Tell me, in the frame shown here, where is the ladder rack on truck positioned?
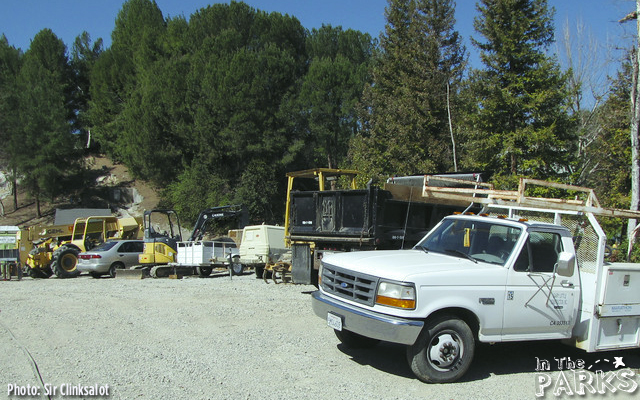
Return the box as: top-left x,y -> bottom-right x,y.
422,176 -> 640,353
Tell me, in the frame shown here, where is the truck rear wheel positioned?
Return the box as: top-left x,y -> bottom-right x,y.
406,314 -> 474,383
334,329 -> 380,349
51,247 -> 81,279
197,266 -> 212,277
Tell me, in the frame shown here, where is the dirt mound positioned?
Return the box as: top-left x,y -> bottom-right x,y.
0,155 -> 160,227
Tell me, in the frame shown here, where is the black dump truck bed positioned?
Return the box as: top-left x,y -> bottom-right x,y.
287,174 -> 484,284
288,185 -> 467,250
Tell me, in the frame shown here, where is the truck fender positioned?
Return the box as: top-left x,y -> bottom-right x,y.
417,296 -> 490,339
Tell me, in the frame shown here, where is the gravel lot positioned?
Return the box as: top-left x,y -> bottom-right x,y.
1,271 -> 639,399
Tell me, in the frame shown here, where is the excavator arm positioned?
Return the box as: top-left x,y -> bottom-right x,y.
188,204 -> 248,242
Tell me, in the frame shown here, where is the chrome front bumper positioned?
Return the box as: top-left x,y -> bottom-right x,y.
311,290 -> 424,345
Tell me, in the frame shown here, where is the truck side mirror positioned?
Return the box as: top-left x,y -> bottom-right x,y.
555,252 -> 575,277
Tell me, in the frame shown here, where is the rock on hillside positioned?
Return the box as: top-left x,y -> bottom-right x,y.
0,155 -> 160,228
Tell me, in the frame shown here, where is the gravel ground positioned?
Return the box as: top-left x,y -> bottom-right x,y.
1,271 -> 639,400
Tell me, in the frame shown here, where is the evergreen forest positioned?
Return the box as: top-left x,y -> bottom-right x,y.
0,0 -> 638,250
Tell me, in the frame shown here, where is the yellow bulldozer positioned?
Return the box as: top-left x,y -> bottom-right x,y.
20,215 -> 143,278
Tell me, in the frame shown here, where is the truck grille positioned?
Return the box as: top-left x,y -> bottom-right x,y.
321,263 -> 378,306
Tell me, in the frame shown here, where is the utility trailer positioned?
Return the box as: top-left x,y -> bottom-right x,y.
164,205 -> 247,278
170,239 -> 242,278
286,170 -> 483,285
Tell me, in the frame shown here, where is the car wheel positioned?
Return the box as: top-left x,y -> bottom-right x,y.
406,314 -> 475,383
109,262 -> 124,278
334,329 -> 380,349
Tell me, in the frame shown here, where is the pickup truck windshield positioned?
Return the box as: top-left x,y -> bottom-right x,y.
415,218 -> 522,266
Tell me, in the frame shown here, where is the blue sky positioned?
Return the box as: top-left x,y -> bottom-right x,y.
0,0 -> 637,72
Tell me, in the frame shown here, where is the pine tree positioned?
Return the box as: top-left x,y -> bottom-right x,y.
0,35 -> 22,210
462,0 -> 574,182
17,29 -> 81,217
290,25 -> 374,169
71,31 -> 103,147
88,0 -> 166,163
349,0 -> 466,182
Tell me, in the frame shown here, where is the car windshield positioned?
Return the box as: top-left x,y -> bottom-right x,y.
415,218 -> 522,266
90,241 -> 119,252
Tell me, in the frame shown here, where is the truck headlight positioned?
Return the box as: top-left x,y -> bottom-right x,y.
376,281 -> 416,309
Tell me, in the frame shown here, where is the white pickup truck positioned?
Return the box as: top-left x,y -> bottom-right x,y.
312,199 -> 640,383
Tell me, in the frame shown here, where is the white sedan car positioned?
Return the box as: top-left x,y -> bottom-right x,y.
77,240 -> 144,278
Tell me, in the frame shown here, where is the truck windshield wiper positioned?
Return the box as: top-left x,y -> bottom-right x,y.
444,249 -> 478,264
415,245 -> 429,254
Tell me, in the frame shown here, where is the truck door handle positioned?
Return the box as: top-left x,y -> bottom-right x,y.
561,281 -> 574,288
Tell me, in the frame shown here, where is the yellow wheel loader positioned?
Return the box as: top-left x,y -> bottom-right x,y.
23,216 -> 143,278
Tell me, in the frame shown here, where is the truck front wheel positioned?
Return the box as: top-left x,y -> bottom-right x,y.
334,329 -> 380,349
406,315 -> 474,383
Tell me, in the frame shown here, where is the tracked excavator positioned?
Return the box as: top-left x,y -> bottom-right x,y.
137,205 -> 248,278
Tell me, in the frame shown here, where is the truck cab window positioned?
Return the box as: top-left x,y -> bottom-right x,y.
514,231 -> 563,273
417,219 -> 521,265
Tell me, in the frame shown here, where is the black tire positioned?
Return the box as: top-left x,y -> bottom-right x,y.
109,262 -> 124,278
197,266 -> 212,277
255,265 -> 264,278
90,272 -> 102,279
334,329 -> 380,349
406,315 -> 475,383
51,246 -> 81,278
231,261 -> 243,276
28,267 -> 52,279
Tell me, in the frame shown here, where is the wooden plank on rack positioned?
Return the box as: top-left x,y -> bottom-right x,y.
420,178 -> 640,219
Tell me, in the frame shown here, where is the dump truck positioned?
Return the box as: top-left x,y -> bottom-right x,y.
22,215 -> 142,278
312,178 -> 640,384
286,169 -> 483,285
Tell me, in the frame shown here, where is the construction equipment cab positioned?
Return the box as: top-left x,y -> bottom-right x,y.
138,209 -> 182,267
